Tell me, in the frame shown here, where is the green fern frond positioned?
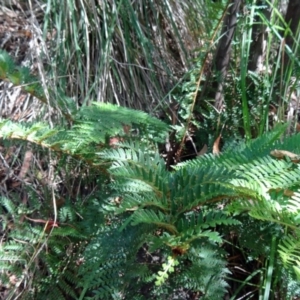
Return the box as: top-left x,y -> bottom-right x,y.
287,192 -> 300,212
0,104 -> 168,166
278,233 -> 300,277
0,120 -> 60,148
112,193 -> 170,215
176,123 -> 296,171
0,196 -> 17,215
131,209 -> 176,233
103,145 -> 169,196
77,102 -> 168,141
178,211 -> 240,232
155,256 -> 179,286
180,245 -> 230,298
79,223 -> 150,299
228,197 -> 300,230
59,206 -> 77,222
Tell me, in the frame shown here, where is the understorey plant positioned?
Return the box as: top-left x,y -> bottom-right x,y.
77,124 -> 300,299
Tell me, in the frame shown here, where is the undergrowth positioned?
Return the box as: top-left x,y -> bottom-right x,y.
1,1 -> 300,298
1,52 -> 300,298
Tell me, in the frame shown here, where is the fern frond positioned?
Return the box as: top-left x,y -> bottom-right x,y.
0,196 -> 17,215
278,233 -> 300,275
180,245 -> 229,298
176,124 -> 298,172
0,105 -> 168,166
102,144 -> 170,197
130,209 -> 177,233
0,120 -> 60,149
286,192 -> 300,212
77,102 -> 168,141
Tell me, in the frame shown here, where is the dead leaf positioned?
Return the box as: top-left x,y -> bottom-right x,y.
284,189 -> 295,197
9,275 -> 18,285
122,124 -> 131,135
270,149 -> 300,163
18,150 -> 33,179
268,188 -> 294,197
213,135 -> 221,155
197,144 -> 208,156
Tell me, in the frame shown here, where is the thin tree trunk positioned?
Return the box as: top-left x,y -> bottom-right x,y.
213,0 -> 242,111
281,1 -> 300,134
248,1 -> 272,73
283,1 -> 300,70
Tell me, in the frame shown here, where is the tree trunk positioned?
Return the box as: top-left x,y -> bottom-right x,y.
283,1 -> 300,70
281,1 -> 300,134
247,0 -> 272,73
212,0 -> 242,111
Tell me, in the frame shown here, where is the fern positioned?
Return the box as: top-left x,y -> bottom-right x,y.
278,233 -> 300,269
0,49 -> 168,168
2,45 -> 300,297
0,196 -> 87,300
0,103 -> 168,166
83,125 -> 300,298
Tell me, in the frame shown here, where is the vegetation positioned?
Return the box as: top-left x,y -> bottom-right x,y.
1,0 -> 300,299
